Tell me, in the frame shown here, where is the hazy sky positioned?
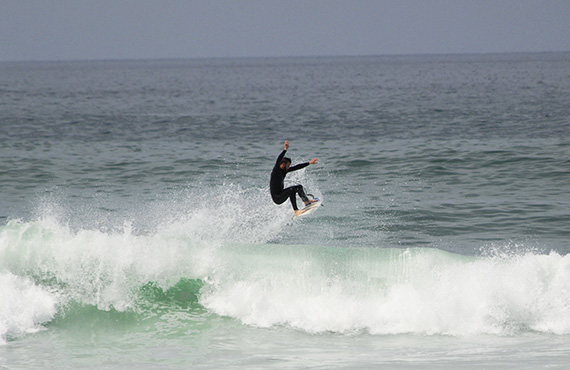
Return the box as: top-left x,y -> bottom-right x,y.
1,0 -> 569,61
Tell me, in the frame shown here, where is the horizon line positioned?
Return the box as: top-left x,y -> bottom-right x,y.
1,50 -> 569,65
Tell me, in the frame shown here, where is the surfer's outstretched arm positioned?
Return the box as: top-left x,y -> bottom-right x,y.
288,157 -> 318,172
275,150 -> 286,167
274,140 -> 289,167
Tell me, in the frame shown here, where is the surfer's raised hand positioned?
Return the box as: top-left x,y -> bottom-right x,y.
284,140 -> 289,150
309,158 -> 318,165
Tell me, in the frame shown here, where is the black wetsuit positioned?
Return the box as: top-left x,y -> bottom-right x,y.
270,150 -> 310,210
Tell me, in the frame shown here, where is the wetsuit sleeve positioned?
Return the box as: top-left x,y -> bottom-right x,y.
288,162 -> 310,172
275,150 -> 287,168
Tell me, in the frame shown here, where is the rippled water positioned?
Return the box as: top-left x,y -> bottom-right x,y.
1,53 -> 570,368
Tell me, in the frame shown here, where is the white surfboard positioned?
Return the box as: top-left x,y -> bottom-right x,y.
293,199 -> 322,219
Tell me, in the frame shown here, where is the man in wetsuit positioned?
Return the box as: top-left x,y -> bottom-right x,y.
270,140 -> 318,216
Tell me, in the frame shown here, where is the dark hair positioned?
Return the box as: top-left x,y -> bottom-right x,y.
280,157 -> 292,165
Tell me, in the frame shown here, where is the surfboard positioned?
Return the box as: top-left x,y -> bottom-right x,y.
293,199 -> 322,219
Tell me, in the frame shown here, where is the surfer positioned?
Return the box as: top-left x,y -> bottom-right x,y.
270,140 -> 318,216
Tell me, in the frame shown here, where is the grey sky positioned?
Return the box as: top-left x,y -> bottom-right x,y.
1,0 -> 569,62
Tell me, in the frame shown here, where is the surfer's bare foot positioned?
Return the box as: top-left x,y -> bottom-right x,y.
295,209 -> 306,216
304,199 -> 318,206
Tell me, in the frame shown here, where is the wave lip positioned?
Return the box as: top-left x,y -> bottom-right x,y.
0,272 -> 57,344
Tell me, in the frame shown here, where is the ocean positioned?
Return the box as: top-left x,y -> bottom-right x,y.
1,52 -> 569,369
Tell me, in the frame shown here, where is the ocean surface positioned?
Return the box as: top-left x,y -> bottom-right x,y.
1,52 -> 570,369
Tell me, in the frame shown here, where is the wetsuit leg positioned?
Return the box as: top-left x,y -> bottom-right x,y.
295,185 -> 310,204
272,185 -> 309,210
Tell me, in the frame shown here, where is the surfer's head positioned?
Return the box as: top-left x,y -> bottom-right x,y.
280,157 -> 291,171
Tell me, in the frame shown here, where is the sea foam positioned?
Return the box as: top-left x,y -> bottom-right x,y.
0,272 -> 57,344
200,246 -> 570,336
0,184 -> 291,314
1,188 -> 569,339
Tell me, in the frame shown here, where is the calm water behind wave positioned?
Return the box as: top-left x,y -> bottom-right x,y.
2,53 -> 569,253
